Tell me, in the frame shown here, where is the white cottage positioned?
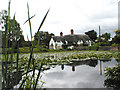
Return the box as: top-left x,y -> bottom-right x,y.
49,29 -> 93,49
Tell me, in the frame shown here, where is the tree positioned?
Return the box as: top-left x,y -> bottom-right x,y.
101,33 -> 111,41
112,35 -> 120,44
85,30 -> 97,42
0,10 -> 24,47
114,30 -> 120,35
34,31 -> 54,46
95,33 -> 111,46
0,10 -> 7,30
18,34 -> 25,47
9,19 -> 22,41
112,30 -> 120,44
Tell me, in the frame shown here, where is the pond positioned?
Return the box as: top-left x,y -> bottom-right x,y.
2,51 -> 120,89
39,59 -> 119,88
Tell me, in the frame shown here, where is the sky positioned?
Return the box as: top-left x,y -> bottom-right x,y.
0,0 -> 119,40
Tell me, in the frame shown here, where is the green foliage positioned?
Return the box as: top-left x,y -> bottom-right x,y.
95,32 -> 111,46
59,51 -> 119,61
18,35 -> 25,47
101,32 -> 111,41
1,10 -> 25,48
112,35 -> 120,44
2,15 -> 22,40
85,30 -> 97,42
2,1 -> 17,89
0,10 -> 7,30
99,41 -> 111,46
104,64 -> 120,90
114,30 -> 120,35
111,43 -> 120,46
34,31 -> 54,46
112,52 -> 120,60
33,47 -> 49,52
112,30 -> 120,44
2,46 -> 49,54
88,43 -> 99,50
19,47 -> 30,53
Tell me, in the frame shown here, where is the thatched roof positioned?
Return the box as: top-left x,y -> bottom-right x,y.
52,36 -> 64,42
52,34 -> 92,43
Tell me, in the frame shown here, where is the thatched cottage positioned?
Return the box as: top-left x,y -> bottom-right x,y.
49,29 -> 93,49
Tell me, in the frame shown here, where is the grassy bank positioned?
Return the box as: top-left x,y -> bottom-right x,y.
1,45 -> 120,54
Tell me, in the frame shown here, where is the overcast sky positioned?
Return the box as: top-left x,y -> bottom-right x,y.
0,0 -> 119,40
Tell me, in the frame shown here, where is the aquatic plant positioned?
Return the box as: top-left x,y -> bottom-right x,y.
16,51 -> 120,67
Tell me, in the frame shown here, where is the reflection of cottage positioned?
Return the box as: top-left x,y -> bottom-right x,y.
61,59 -> 98,72
49,29 -> 93,49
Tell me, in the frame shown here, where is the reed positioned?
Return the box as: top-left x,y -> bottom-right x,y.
2,0 -> 11,88
19,2 -> 50,89
2,0 -> 50,89
37,9 -> 50,48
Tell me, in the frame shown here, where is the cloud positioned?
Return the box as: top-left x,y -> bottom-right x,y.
0,0 -> 119,40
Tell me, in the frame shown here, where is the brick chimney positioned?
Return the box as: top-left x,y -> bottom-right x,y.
71,29 -> 74,35
60,32 -> 63,36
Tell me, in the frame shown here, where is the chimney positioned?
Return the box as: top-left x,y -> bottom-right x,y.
71,29 -> 74,35
60,32 -> 63,36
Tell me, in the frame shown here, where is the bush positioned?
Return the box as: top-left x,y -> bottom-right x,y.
19,47 -> 30,53
66,48 -> 72,51
99,41 -> 111,46
111,43 -> 120,46
40,48 -> 49,52
99,46 -> 110,51
104,64 -> 120,90
88,43 -> 99,50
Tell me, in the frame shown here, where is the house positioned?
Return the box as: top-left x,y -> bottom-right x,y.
49,29 -> 93,49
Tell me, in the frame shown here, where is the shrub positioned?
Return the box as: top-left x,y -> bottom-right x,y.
104,64 -> 120,90
111,43 -> 120,46
88,43 -> 99,51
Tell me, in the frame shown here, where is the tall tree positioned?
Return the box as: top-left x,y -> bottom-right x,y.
9,19 -> 22,41
34,31 -> 54,46
0,10 -> 24,47
85,30 -> 97,42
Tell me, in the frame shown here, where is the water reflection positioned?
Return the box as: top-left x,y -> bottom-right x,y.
72,66 -> 75,71
61,64 -> 64,70
41,59 -> 118,88
68,59 -> 98,67
100,60 -> 102,75
61,59 -> 98,72
3,58 -> 118,88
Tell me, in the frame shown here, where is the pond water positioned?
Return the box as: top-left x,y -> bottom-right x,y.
39,59 -> 119,88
